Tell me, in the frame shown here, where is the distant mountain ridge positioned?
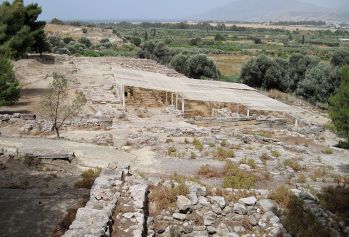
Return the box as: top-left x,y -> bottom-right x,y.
197,0 -> 349,23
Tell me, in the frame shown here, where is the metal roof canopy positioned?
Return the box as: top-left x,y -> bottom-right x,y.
112,66 -> 302,113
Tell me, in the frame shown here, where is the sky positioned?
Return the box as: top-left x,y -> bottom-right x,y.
0,0 -> 337,21
19,0 -> 233,21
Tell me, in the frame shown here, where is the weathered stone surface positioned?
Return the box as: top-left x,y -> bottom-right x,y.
208,196 -> 226,209
172,213 -> 187,221
259,199 -> 278,214
216,223 -> 229,236
239,196 -> 257,206
177,195 -> 192,213
234,203 -> 247,215
203,211 -> 217,226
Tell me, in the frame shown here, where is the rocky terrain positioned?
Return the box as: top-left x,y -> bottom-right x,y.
0,54 -> 348,237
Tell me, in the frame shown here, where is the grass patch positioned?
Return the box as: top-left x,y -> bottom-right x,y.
149,184 -> 189,211
197,164 -> 220,178
223,161 -> 256,189
74,168 -> 101,189
257,130 -> 273,138
269,185 -> 293,208
271,150 -> 281,158
167,147 -> 177,156
239,158 -> 256,169
283,159 -> 302,172
193,138 -> 204,151
321,147 -> 333,155
297,173 -> 307,183
214,147 -> 235,160
190,151 -> 197,159
311,167 -> 327,181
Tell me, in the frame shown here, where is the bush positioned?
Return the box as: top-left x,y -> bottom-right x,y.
79,37 -> 92,48
331,50 -> 349,66
223,161 -> 256,189
82,28 -> 88,34
0,57 -> 20,105
187,54 -> 220,79
131,37 -> 142,47
149,184 -> 189,211
319,186 -> 349,222
271,150 -> 281,158
214,33 -> 225,41
189,37 -> 201,46
321,147 -> 333,154
170,54 -> 188,74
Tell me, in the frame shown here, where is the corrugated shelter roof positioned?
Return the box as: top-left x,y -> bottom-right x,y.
112,66 -> 302,113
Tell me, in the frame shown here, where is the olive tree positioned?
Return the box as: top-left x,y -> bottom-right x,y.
41,73 -> 86,138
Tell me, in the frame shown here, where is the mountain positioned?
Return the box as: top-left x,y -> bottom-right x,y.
197,0 -> 349,23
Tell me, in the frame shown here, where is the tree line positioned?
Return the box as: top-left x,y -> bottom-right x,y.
240,50 -> 349,105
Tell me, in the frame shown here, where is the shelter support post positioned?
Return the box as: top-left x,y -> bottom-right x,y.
122,85 -> 125,109
295,119 -> 298,127
182,99 -> 185,113
176,94 -> 178,109
171,93 -> 174,105
165,92 -> 168,104
236,104 -> 240,115
247,109 -> 250,117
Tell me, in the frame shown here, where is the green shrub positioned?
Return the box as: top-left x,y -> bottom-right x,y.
193,138 -> 204,151
321,147 -> 333,154
271,150 -> 281,158
223,161 -> 256,189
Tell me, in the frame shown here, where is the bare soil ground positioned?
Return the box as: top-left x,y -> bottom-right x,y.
45,24 -> 123,44
0,157 -> 89,237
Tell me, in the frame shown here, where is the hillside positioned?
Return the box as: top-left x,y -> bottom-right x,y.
198,0 -> 349,22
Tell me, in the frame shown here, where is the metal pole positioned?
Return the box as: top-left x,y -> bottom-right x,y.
247,109 -> 250,117
165,92 -> 168,104
171,93 -> 174,105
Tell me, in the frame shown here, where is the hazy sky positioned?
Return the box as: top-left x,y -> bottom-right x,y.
19,0 -> 233,21
0,0 -> 337,21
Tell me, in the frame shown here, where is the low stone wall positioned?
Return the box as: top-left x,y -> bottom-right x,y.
63,164 -> 126,237
63,164 -> 148,237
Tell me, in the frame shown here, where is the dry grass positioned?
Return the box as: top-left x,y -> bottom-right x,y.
319,186 -> 349,223
214,147 -> 235,160
321,147 -> 333,155
239,158 -> 256,169
74,168 -> 101,189
197,164 -> 221,178
210,54 -> 251,76
257,130 -> 273,138
283,159 -> 302,172
260,153 -> 271,165
311,167 -> 328,181
269,185 -> 293,208
149,184 -> 189,212
297,173 -> 307,183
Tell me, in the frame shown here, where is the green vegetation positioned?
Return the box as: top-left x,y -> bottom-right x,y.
214,147 -> 235,160
329,66 -> 349,145
241,53 -> 342,105
193,138 -> 204,151
223,161 -> 256,189
0,57 -> 20,105
0,0 -> 49,58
